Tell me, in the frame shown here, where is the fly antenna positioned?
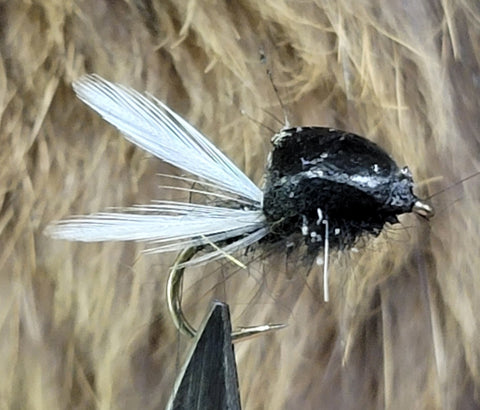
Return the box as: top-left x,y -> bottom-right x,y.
425,170 -> 480,200
259,47 -> 290,128
239,109 -> 276,135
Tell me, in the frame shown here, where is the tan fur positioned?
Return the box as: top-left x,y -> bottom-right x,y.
3,0 -> 480,408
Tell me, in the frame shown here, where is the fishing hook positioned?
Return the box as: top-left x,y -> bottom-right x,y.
166,246 -> 286,342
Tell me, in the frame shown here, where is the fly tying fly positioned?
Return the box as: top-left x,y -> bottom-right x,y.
46,75 -> 434,340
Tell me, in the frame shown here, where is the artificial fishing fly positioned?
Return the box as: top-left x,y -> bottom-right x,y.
47,74 -> 433,317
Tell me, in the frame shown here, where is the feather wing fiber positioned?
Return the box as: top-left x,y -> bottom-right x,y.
47,203 -> 266,251
72,74 -> 262,204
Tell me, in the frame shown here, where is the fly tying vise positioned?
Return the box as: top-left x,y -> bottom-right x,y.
47,75 -> 434,340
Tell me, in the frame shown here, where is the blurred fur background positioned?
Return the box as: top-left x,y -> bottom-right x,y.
2,0 -> 480,408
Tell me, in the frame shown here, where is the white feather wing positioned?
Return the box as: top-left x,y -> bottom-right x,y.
47,202 -> 266,249
72,74 -> 262,204
47,76 -> 269,258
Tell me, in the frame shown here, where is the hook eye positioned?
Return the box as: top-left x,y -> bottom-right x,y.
413,200 -> 435,219
166,247 -> 286,342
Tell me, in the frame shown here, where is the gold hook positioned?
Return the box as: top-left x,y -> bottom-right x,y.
166,246 -> 287,342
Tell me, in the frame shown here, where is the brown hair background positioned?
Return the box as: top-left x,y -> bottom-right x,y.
2,0 -> 480,408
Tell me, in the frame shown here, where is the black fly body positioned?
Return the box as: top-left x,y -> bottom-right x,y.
263,126 -> 433,249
